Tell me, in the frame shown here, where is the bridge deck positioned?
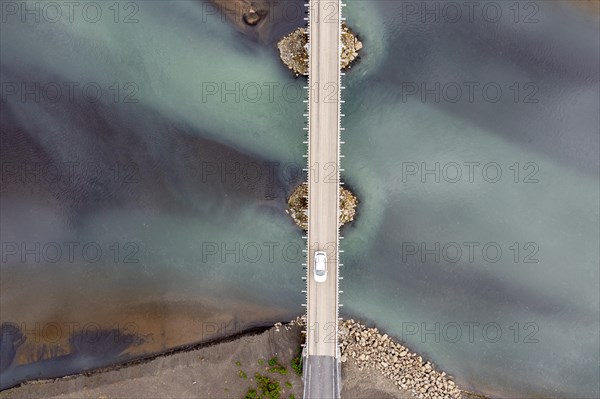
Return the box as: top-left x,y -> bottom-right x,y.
304,1 -> 342,397
306,0 -> 342,359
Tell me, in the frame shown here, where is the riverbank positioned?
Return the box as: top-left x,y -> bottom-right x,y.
1,318 -> 486,399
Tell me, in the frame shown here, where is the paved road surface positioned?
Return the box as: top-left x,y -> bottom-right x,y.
303,356 -> 340,399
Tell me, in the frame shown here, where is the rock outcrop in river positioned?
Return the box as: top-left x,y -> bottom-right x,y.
208,0 -> 267,27
278,23 -> 363,76
287,183 -> 358,230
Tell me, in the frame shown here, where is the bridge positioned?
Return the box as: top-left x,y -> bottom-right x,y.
302,1 -> 344,398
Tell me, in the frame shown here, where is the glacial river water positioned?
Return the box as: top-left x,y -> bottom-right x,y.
1,1 -> 598,397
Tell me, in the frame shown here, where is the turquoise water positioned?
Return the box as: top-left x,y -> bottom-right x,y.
1,1 -> 598,397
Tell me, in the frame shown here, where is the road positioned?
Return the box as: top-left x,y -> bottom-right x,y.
304,0 -> 342,398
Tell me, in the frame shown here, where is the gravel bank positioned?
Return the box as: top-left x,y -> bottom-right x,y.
2,318 -> 484,399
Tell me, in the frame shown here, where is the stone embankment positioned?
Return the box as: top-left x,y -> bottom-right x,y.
339,319 -> 462,399
280,317 -> 462,399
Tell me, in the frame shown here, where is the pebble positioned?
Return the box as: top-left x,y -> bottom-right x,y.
287,317 -> 462,399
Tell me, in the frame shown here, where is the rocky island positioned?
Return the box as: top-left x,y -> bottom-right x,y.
278,23 -> 363,76
287,183 -> 359,230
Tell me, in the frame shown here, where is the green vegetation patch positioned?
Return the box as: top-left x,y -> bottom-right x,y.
267,357 -> 288,375
244,356 -> 295,399
291,348 -> 303,376
244,389 -> 258,399
254,373 -> 282,399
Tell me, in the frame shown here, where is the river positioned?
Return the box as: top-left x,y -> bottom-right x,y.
1,1 -> 598,397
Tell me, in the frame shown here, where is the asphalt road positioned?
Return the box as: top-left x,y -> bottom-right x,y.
303,356 -> 340,399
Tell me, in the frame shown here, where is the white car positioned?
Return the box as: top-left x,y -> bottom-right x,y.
314,251 -> 327,283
